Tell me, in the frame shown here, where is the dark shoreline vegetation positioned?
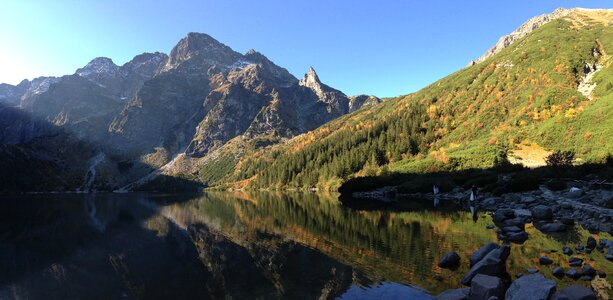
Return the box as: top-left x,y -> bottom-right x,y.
338,159 -> 613,197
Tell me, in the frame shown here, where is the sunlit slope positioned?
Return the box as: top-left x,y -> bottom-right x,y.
216,11 -> 613,189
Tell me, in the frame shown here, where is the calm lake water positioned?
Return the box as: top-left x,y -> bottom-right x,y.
0,192 -> 610,299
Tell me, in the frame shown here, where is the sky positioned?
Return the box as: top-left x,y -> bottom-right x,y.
0,1 -> 611,97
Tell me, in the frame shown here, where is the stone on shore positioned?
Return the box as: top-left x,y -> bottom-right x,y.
552,267 -> 565,278
531,205 -> 553,220
539,223 -> 568,232
551,285 -> 596,300
469,274 -> 504,300
504,274 -> 556,300
436,287 -> 469,300
461,244 -> 510,286
469,243 -> 500,267
539,256 -> 554,265
505,231 -> 528,244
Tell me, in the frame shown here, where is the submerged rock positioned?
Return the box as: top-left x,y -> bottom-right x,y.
504,274 -> 556,300
438,251 -> 461,270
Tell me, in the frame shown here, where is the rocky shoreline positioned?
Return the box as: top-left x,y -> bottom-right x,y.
350,180 -> 613,299
352,180 -> 613,235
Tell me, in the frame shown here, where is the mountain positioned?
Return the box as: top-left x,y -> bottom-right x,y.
212,7 -> 613,190
0,32 -> 377,192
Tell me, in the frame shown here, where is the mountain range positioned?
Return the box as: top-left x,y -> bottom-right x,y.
1,7 -> 612,193
0,33 -> 380,192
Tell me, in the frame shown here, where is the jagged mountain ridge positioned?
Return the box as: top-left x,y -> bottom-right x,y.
0,32 -> 379,192
212,7 -> 613,190
470,7 -> 613,65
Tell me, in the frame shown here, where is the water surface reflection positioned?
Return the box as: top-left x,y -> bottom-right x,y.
0,192 -> 609,299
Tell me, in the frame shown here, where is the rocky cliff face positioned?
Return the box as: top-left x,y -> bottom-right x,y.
0,32 -> 377,191
469,8 -> 613,66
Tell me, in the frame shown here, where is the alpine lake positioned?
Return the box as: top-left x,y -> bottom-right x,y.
0,191 -> 611,299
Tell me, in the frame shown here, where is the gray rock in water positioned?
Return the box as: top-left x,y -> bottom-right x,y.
586,236 -> 597,250
551,285 -> 596,300
438,251 -> 461,269
502,226 -> 523,233
461,244 -> 510,286
566,268 -> 581,279
436,287 -> 470,300
501,217 -> 526,230
470,243 -> 500,267
581,265 -> 596,278
505,274 -> 556,300
539,256 -> 554,265
469,274 -> 504,300
531,205 -> 553,220
506,231 -> 528,244
514,209 -> 532,219
552,266 -> 565,278
539,223 -> 568,232
566,188 -> 584,199
562,246 -> 573,255
521,195 -> 537,204
569,257 -> 583,267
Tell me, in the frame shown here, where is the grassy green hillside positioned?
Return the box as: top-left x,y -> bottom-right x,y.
206,12 -> 613,190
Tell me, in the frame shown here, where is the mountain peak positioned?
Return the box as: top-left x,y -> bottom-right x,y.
165,32 -> 242,70
299,66 -> 321,88
76,57 -> 120,77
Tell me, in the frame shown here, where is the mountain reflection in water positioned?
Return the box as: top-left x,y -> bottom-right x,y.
0,192 -> 610,299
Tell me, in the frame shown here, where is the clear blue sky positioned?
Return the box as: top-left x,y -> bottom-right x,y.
0,0 -> 611,97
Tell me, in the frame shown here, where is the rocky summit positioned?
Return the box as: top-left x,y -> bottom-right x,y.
0,32 -> 378,192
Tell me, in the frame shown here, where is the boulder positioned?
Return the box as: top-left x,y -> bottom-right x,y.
606,246 -> 613,261
531,205 -> 553,220
513,209 -> 532,220
539,256 -> 554,265
503,194 -> 521,203
560,217 -> 575,225
501,217 -> 526,230
566,268 -> 581,279
506,231 -> 528,244
598,271 -> 606,278
586,236 -> 597,250
504,274 -> 556,300
598,238 -> 612,248
569,257 -> 583,267
539,223 -> 568,232
552,267 -> 565,278
562,246 -> 573,255
470,243 -> 500,267
521,195 -> 537,204
437,287 -> 470,300
492,209 -> 515,224
581,265 -> 596,278
551,285 -> 596,300
461,244 -> 510,286
438,251 -> 461,270
502,226 -> 522,233
469,274 -> 504,300
566,187 -> 584,199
